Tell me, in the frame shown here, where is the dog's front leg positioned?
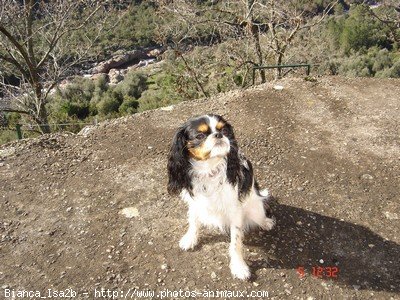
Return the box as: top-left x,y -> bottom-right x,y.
179,207 -> 200,250
229,225 -> 250,280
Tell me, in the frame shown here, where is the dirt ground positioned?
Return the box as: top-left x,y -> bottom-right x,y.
0,76 -> 399,299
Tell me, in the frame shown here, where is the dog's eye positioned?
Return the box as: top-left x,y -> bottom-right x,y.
220,127 -> 228,135
196,133 -> 206,139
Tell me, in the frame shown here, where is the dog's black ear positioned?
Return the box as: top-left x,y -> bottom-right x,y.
167,126 -> 192,195
226,123 -> 241,186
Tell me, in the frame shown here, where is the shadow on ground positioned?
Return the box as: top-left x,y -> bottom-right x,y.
248,202 -> 400,293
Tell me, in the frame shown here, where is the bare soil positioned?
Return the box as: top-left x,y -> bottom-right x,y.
1,76 -> 399,299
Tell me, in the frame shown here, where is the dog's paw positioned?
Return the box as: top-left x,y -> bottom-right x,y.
260,217 -> 276,231
230,260 -> 251,280
179,233 -> 198,251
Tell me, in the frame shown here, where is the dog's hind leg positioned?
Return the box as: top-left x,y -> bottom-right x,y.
243,191 -> 275,231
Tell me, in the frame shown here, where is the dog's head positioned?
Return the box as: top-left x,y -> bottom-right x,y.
184,114 -> 233,160
167,114 -> 240,195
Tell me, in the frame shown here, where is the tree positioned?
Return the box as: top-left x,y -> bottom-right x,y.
260,0 -> 338,79
0,0 -> 108,133
156,0 -> 338,85
156,0 -> 267,85
367,0 -> 400,47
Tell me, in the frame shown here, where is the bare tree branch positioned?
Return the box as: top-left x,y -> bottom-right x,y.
0,0 -> 108,133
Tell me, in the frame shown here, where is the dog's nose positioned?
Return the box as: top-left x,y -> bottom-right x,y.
215,132 -> 223,139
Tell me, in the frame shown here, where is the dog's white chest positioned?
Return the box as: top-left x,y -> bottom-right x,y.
183,169 -> 240,230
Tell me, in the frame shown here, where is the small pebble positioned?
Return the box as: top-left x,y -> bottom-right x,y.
361,174 -> 373,180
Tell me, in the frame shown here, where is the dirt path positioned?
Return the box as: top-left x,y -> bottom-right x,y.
1,76 -> 399,299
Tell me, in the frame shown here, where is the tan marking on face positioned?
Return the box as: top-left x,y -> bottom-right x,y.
216,121 -> 225,130
197,123 -> 209,133
187,143 -> 210,160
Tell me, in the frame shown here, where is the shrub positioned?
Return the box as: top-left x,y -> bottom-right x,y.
119,95 -> 139,115
96,89 -> 123,116
138,90 -> 164,112
340,5 -> 388,54
334,47 -> 399,78
0,129 -> 19,145
372,48 -> 393,73
115,71 -> 148,99
48,77 -> 95,120
59,101 -> 90,119
375,60 -> 400,78
90,75 -> 109,115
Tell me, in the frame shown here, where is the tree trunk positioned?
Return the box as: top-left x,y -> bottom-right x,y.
275,54 -> 283,80
34,81 -> 51,133
38,102 -> 51,134
252,29 -> 266,83
247,0 -> 266,84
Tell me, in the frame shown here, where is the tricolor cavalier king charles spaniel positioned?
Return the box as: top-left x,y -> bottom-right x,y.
167,114 -> 275,280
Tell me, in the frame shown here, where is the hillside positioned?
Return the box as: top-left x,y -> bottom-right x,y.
1,76 -> 399,299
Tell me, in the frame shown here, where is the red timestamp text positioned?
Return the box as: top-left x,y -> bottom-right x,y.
297,266 -> 339,279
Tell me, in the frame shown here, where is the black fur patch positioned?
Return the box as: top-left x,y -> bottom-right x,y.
167,126 -> 192,195
226,138 -> 240,186
239,158 -> 254,196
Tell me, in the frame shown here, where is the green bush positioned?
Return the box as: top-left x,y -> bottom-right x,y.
96,89 -> 123,116
115,71 -> 148,99
59,101 -> 90,119
334,47 -> 400,78
376,60 -> 400,78
138,90 -> 165,112
49,77 -> 94,120
119,95 -> 139,115
0,129 -> 19,145
340,5 -> 388,54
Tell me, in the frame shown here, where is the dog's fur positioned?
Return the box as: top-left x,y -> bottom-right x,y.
167,114 -> 275,280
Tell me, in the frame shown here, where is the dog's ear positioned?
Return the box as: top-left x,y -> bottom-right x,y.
227,138 -> 240,186
225,123 -> 241,186
167,126 -> 192,195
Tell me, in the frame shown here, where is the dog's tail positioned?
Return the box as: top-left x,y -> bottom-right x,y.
259,188 -> 269,198
258,188 -> 278,219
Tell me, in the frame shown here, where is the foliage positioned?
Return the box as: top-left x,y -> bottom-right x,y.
96,89 -> 123,116
339,5 -> 389,54
2,1 -> 400,142
90,2 -> 158,54
46,70 -> 150,124
114,72 -> 148,99
0,1 -> 110,132
287,3 -> 399,79
119,95 -> 140,114
0,129 -> 18,145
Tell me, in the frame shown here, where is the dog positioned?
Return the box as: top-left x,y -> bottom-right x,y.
167,114 -> 275,280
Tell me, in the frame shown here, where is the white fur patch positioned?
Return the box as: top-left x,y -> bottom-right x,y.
259,188 -> 269,198
207,115 -> 219,133
184,157 -> 240,231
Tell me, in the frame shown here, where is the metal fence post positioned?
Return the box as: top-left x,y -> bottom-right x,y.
16,124 -> 22,140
